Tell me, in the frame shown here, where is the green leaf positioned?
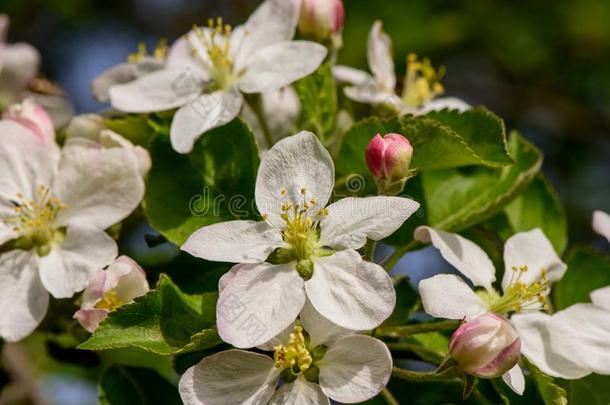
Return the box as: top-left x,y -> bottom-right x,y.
144,118 -> 260,246
502,174 -> 568,254
388,131 -> 542,246
553,246 -> 610,310
425,107 -> 513,167
527,360 -> 568,405
79,275 -> 222,355
99,365 -> 181,405
105,114 -> 157,147
566,374 -> 610,405
335,107 -> 513,194
294,62 -> 337,141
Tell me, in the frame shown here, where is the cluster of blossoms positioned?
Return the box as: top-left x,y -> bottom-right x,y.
0,0 -> 609,404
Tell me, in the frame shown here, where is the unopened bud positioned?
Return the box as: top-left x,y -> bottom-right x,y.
3,99 -> 54,142
449,313 -> 521,379
365,133 -> 414,195
298,0 -> 345,43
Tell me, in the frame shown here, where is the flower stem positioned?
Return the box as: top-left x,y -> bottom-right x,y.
386,342 -> 444,363
392,366 -> 458,382
382,240 -> 419,272
364,239 -> 377,261
376,320 -> 459,338
247,94 -> 274,149
381,388 -> 399,405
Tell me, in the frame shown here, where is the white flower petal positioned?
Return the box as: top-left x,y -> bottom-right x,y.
0,120 -> 60,203
111,256 -> 149,303
502,365 -> 525,396
306,250 -> 395,330
510,312 -> 591,379
547,303 -> 610,375
166,34 -> 209,76
320,196 -> 420,250
332,66 -> 372,86
257,321 -> 295,352
367,21 -> 395,93
418,274 -> 488,321
109,68 -> 203,113
414,226 -> 496,290
179,349 -> 279,405
318,334 -> 392,403
591,285 -> 610,311
232,0 -> 300,71
38,224 -> 117,298
300,299 -> 353,348
593,210 -> 610,243
91,59 -> 164,102
216,262 -> 305,348
182,220 -> 282,263
268,376 -> 329,405
255,131 -> 334,228
239,41 -> 327,94
53,141 -> 144,230
169,88 -> 243,154
419,97 -> 471,114
343,85 -> 402,107
0,43 -> 39,91
0,250 -> 48,341
502,229 -> 566,292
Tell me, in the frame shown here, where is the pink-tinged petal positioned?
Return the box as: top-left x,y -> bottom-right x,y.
74,308 -> 109,333
3,99 -> 55,142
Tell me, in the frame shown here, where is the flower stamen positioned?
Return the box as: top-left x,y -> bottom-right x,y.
402,53 -> 445,108
273,325 -> 312,373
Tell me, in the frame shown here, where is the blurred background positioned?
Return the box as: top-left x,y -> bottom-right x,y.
1,0 -> 609,403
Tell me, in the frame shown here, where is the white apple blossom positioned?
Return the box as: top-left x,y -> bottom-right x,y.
414,226 -> 590,394
593,210 -> 610,243
521,286 -> 609,381
182,131 -> 420,348
0,15 -> 73,127
333,21 -> 469,115
0,119 -> 144,341
110,0 -> 327,154
74,255 -> 149,333
179,301 -> 392,405
65,114 -> 151,176
92,40 -> 169,102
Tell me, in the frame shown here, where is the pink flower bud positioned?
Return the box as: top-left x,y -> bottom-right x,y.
74,256 -> 149,333
449,313 -> 521,379
366,133 -> 413,195
299,0 -> 345,42
3,98 -> 54,142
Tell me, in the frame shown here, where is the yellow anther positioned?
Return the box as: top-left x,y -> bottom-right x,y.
261,213 -> 269,221
94,290 -> 122,312
309,198 -> 317,205
402,53 -> 445,108
281,203 -> 293,212
273,325 -> 312,372
300,188 -> 307,195
280,188 -> 287,196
